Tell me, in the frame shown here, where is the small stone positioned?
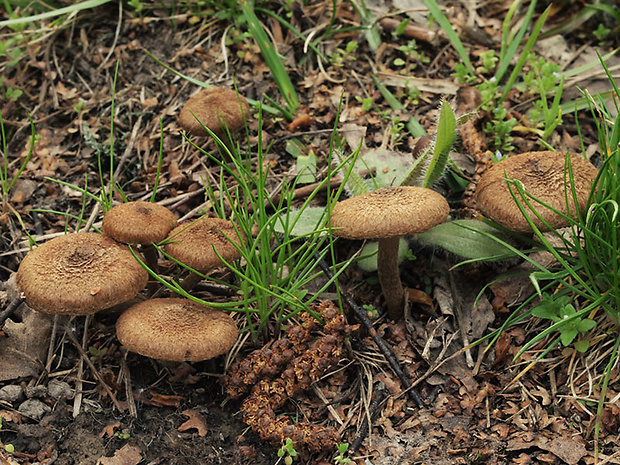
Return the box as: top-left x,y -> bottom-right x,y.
25,385 -> 47,399
18,399 -> 51,419
0,385 -> 24,402
48,380 -> 74,400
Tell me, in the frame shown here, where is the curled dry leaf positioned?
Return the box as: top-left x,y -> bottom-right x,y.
178,409 -> 208,437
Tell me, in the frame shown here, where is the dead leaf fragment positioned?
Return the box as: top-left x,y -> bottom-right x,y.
178,409 -> 208,437
98,444 -> 142,465
537,436 -> 587,464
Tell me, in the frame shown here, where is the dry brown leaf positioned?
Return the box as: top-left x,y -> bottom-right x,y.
100,421 -> 121,438
178,409 -> 207,437
98,444 -> 142,465
537,436 -> 588,465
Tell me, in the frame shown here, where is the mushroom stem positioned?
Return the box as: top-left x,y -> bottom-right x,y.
179,272 -> 204,292
377,237 -> 405,320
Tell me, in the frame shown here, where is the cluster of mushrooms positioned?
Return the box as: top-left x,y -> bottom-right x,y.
16,201 -> 244,363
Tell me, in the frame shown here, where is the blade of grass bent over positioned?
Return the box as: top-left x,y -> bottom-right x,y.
0,0 -> 113,26
421,0 -> 474,76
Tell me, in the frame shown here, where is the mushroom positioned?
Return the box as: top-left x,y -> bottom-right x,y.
331,186 -> 449,320
179,87 -> 250,139
102,201 -> 177,284
115,298 -> 238,362
475,151 -> 598,234
164,217 -> 246,291
16,232 -> 149,315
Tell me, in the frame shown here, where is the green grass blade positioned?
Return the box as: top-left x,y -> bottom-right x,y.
421,0 -> 474,75
499,6 -> 551,104
371,74 -> 426,137
0,0 -> 113,26
240,0 -> 299,114
496,0 -> 537,82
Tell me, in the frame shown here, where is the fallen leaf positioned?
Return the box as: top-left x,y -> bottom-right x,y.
98,444 -> 142,465
136,391 -> 183,408
178,409 -> 208,437
100,421 -> 121,438
537,436 -> 587,465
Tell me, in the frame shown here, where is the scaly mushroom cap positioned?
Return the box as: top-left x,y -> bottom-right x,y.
331,186 -> 450,239
164,218 -> 246,273
475,151 -> 598,233
116,298 -> 238,362
102,201 -> 177,245
179,87 -> 250,137
16,233 -> 148,315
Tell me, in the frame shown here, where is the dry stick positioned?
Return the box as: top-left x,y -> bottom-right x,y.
119,349 -> 138,418
64,318 -> 124,414
314,255 -> 424,408
72,315 -> 89,418
348,382 -> 388,455
0,296 -> 23,326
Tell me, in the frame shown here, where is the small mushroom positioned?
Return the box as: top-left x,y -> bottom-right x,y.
331,186 -> 449,320
102,201 -> 177,285
115,298 -> 238,362
16,233 -> 149,315
164,218 -> 246,291
475,151 -> 598,233
179,87 -> 250,138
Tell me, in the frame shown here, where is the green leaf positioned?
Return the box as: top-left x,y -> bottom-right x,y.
273,207 -> 328,237
573,339 -> 590,353
560,327 -> 578,346
416,219 -> 516,259
531,304 -> 557,320
424,100 -> 456,187
577,318 -> 596,333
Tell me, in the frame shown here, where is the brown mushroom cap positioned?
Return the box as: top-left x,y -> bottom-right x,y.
331,186 -> 450,239
475,151 -> 598,233
164,218 -> 246,273
102,201 -> 178,245
179,87 -> 250,137
16,233 -> 148,315
115,298 -> 238,362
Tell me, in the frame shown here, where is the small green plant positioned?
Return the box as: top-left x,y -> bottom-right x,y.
330,40 -> 358,67
530,294 -> 596,352
334,442 -> 352,464
277,437 -> 297,465
393,39 -> 429,74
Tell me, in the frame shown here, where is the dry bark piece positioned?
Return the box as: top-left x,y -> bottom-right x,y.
115,298 -> 238,362
179,87 -> 250,137
16,233 -> 148,315
164,217 -> 246,290
331,186 -> 449,320
475,151 -> 598,233
102,201 -> 177,246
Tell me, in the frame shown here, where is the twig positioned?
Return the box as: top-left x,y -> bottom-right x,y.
348,382 -> 387,454
64,318 -> 124,414
0,296 -> 23,326
314,255 -> 425,408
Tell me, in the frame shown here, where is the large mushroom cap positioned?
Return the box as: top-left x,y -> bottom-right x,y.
179,87 -> 250,137
331,186 -> 450,239
164,218 -> 246,273
16,233 -> 148,315
475,151 -> 598,233
102,201 -> 177,245
116,298 -> 238,362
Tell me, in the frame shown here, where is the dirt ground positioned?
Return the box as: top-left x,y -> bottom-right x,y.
1,1 -> 620,464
